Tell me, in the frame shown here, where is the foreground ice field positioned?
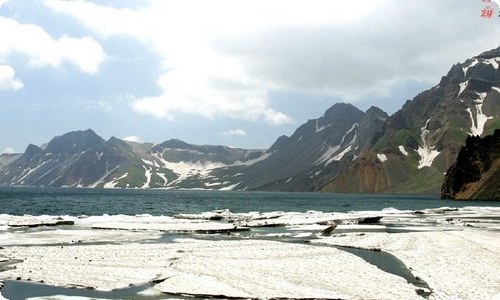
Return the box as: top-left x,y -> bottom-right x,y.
0,206 -> 499,299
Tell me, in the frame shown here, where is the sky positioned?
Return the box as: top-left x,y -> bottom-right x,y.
1,0 -> 500,153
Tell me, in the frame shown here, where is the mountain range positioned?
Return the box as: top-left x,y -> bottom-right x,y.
1,46 -> 499,194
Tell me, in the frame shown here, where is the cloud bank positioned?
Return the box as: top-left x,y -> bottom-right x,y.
43,0 -> 500,123
0,12 -> 105,94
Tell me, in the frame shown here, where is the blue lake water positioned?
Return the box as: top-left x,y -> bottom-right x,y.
0,187 -> 498,216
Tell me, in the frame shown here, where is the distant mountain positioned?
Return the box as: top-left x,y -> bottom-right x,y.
441,130 -> 500,200
0,129 -> 266,189
1,46 -> 499,193
233,103 -> 388,191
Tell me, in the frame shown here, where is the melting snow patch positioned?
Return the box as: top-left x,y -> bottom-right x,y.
316,119 -> 332,133
314,145 -> 340,165
231,152 -> 271,166
482,57 -> 499,69
219,182 -> 240,191
377,153 -> 387,163
462,59 -> 478,75
417,119 -> 440,169
328,146 -> 352,164
398,145 -> 408,156
103,173 -> 128,189
466,92 -> 492,136
142,166 -> 152,188
458,81 -> 468,97
156,173 -> 168,185
315,123 -> 358,166
492,87 -> 500,93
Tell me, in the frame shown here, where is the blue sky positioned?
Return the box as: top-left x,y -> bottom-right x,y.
1,0 -> 500,153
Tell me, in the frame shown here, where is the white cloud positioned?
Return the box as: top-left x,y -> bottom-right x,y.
0,64 -> 23,90
1,147 -> 17,154
44,0 -> 301,125
123,136 -> 141,143
0,0 -> 8,9
0,16 -> 105,75
43,0 -> 500,121
220,129 -> 247,136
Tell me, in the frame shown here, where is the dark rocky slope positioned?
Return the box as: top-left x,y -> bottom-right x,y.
441,129 -> 500,200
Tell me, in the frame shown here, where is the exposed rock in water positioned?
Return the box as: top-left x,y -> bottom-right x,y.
441,129 -> 500,200
358,216 -> 383,224
8,220 -> 75,228
319,224 -> 337,236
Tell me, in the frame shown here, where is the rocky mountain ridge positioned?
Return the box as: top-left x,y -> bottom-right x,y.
1,46 -> 499,194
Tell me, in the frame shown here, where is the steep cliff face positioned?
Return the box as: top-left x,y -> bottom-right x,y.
323,46 -> 500,194
441,130 -> 500,200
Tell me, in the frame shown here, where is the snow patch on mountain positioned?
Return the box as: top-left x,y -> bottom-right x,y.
417,119 -> 440,169
231,152 -> 271,166
156,173 -> 168,185
142,158 -> 159,167
377,154 -> 387,163
466,92 -> 492,136
482,57 -> 499,69
458,81 -> 468,97
142,166 -> 152,188
314,145 -> 340,165
15,160 -> 50,184
328,145 -> 352,164
152,151 -> 227,186
314,123 -> 358,166
91,163 -> 120,188
315,119 -> 331,133
104,172 -> 128,189
492,87 -> 500,93
220,182 -> 241,191
462,59 -> 478,75
398,146 -> 408,156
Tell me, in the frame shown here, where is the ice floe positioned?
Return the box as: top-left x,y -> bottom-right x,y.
1,207 -> 499,299
313,229 -> 500,300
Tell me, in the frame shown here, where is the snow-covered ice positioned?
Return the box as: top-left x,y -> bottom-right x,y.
1,207 -> 499,299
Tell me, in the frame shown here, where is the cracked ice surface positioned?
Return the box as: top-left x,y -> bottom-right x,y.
0,239 -> 421,299
313,229 -> 500,300
1,207 -> 499,299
